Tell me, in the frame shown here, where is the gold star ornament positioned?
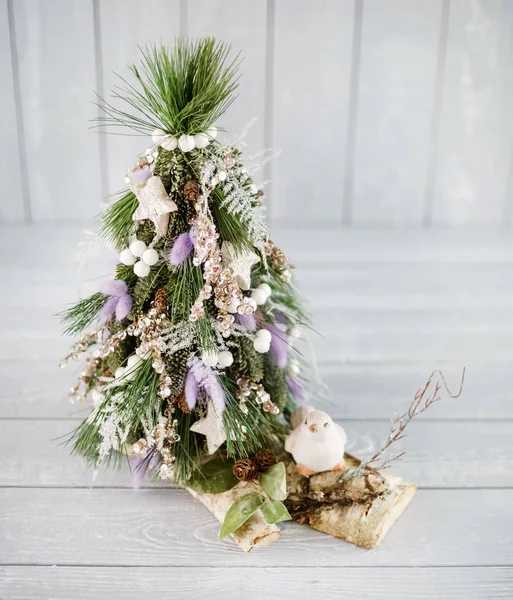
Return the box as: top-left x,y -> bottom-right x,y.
221,241 -> 260,290
131,175 -> 177,237
190,400 -> 227,455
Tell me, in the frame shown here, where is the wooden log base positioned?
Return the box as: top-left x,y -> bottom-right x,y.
281,451 -> 417,549
186,480 -> 281,553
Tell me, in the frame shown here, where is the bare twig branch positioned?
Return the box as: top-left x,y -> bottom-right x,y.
343,368 -> 465,482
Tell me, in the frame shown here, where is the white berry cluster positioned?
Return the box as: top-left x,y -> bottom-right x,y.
202,349 -> 234,369
114,353 -> 143,380
251,282 -> 272,306
253,328 -> 272,353
119,240 -> 159,278
152,126 -> 218,153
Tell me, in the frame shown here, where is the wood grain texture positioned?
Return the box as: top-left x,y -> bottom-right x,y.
3,419 -> 510,488
0,0 -> 24,222
1,487 -> 511,567
187,0 -> 267,158
0,360 -> 510,420
432,0 -> 513,225
99,0 -> 181,195
2,566 -> 511,599
271,0 -> 355,225
12,0 -> 101,221
352,0 -> 442,224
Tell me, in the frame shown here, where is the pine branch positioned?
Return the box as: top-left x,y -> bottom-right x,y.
95,38 -> 242,136
99,190 -> 138,250
59,293 -> 107,337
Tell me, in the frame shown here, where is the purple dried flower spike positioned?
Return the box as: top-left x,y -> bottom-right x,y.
185,357 -> 226,414
266,322 -> 288,368
235,312 -> 257,332
286,376 -> 306,402
169,229 -> 195,266
98,279 -> 132,324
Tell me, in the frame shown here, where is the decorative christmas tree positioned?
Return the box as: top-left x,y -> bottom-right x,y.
60,38 -> 448,551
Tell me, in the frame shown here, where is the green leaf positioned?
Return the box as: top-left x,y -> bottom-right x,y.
187,458 -> 238,494
219,493 -> 264,540
261,499 -> 291,524
259,462 -> 287,501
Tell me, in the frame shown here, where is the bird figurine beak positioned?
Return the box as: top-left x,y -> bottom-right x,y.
309,424 -> 318,433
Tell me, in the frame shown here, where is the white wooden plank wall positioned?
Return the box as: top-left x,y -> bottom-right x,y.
0,0 -> 512,227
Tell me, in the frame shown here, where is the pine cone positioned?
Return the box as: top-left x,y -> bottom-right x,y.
154,287 -> 168,313
233,458 -> 259,481
183,180 -> 199,201
176,392 -> 191,414
253,448 -> 275,472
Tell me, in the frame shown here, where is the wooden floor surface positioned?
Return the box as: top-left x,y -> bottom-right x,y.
0,225 -> 512,599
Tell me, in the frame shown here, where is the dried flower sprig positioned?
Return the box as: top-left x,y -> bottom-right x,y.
343,368 -> 466,482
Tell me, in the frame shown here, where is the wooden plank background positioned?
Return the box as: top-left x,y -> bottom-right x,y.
0,0 -> 512,226
1,224 -> 512,597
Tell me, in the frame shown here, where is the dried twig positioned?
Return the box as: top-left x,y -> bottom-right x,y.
343,368 -> 465,482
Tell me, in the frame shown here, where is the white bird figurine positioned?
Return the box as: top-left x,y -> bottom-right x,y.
285,407 -> 347,476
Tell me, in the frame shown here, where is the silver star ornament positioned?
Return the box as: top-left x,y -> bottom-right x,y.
189,400 -> 227,455
221,241 -> 260,290
131,175 -> 177,237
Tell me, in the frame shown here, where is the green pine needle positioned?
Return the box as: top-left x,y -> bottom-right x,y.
99,190 -> 138,250
96,38 -> 242,136
59,292 -> 107,337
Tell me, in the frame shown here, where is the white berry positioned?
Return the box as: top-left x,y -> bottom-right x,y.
218,170 -> 227,181
247,297 -> 258,311
127,354 -> 142,368
256,329 -> 272,344
249,183 -> 258,194
114,367 -> 125,379
254,337 -> 270,353
202,351 -> 219,368
152,128 -> 167,144
194,133 -> 210,149
129,240 -> 147,257
178,134 -> 195,152
258,283 -> 272,298
160,136 -> 178,151
227,298 -> 240,314
119,248 -> 136,266
142,248 -> 159,266
207,126 -> 218,139
134,261 -> 151,277
251,288 -> 267,306
217,351 -> 234,368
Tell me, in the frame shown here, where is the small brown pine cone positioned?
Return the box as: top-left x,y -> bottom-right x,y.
233,458 -> 259,481
253,448 -> 275,472
154,287 -> 168,313
183,180 -> 199,201
176,392 -> 191,414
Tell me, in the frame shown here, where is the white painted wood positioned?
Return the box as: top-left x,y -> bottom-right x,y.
1,488 -> 511,566
432,0 -> 513,225
271,0 -> 355,225
5,225 -> 513,267
0,0 -> 24,222
1,566 -> 511,599
352,0 -> 442,224
12,0 -> 101,221
187,0 -> 267,158
0,360 -> 510,420
99,0 -> 181,195
3,419 -> 509,488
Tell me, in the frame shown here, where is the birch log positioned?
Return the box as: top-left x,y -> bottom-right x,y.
186,480 -> 281,552
282,451 -> 416,549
